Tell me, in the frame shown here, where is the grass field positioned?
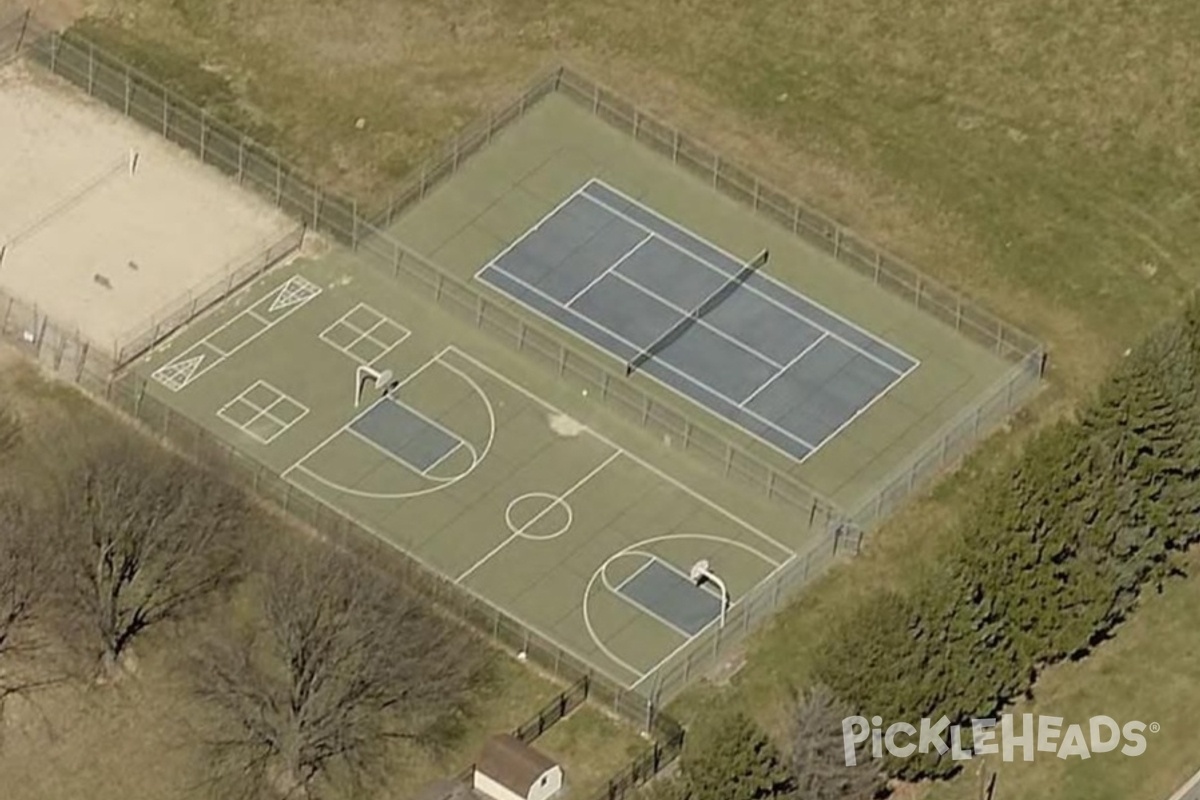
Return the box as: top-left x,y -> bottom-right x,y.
0,353 -> 646,800
10,0 -> 1200,797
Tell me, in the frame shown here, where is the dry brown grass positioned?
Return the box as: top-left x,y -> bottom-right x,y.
7,0 -> 1200,796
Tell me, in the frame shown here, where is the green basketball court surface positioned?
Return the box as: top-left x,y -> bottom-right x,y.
129,93 -> 1012,695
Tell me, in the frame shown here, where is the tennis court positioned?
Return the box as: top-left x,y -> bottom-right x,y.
477,179 -> 918,462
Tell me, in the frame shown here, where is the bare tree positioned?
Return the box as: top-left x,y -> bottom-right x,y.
57,434 -> 249,677
196,543 -> 483,800
0,491 -> 62,710
790,683 -> 886,800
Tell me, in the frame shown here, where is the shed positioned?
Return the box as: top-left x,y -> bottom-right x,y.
473,734 -> 563,800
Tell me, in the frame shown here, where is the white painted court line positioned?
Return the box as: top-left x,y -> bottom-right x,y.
421,441 -> 464,476
473,184 -> 595,283
803,358 -> 922,458
281,472 -> 643,689
282,347 -> 451,481
318,303 -> 411,366
447,346 -> 796,561
628,551 -> 797,693
284,349 -> 491,501
584,178 -> 921,375
479,263 -> 818,456
152,275 -> 321,392
605,555 -> 725,639
216,380 -> 310,445
455,450 -> 623,584
612,555 -> 657,594
564,233 -> 654,307
739,333 -> 829,409
607,269 -> 786,370
611,586 -> 693,639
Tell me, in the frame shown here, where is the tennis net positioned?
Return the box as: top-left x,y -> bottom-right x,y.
625,248 -> 769,377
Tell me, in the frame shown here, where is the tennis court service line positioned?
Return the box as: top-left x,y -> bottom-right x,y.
478,264 -> 819,453
564,233 -> 654,307
582,179 -> 917,376
738,333 -> 829,409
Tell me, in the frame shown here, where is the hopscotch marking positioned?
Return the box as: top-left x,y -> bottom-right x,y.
151,275 -> 321,391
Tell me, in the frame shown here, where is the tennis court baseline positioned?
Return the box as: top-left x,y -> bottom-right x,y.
476,179 -> 918,462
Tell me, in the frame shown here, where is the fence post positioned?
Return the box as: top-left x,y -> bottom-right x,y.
48,32 -> 57,72
14,9 -> 29,55
87,43 -> 94,95
123,67 -> 131,115
672,130 -> 680,163
713,154 -> 720,188
199,111 -> 207,162
350,200 -> 359,249
237,137 -> 245,183
632,108 -> 640,140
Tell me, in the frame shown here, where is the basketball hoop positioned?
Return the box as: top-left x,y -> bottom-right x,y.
354,365 -> 395,406
689,559 -> 728,629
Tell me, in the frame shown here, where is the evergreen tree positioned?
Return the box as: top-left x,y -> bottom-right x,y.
680,709 -> 792,800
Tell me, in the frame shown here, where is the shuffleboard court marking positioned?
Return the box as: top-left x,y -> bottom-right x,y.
446,345 -> 796,561
283,346 -> 495,499
151,275 -> 321,391
454,450 -> 623,584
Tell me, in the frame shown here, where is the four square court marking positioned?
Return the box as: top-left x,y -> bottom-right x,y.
476,179 -> 919,462
217,380 -> 309,444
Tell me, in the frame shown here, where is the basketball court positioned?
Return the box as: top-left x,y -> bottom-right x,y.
139,264 -> 797,691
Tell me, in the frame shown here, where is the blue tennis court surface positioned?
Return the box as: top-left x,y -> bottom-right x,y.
476,179 -> 918,462
349,397 -> 462,474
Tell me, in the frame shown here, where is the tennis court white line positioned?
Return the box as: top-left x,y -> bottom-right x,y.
803,357 -> 922,459
564,233 -> 653,307
455,450 -> 623,584
479,263 -> 819,455
739,334 -> 829,409
580,189 -> 907,377
607,269 -> 787,370
585,178 -> 920,374
447,347 -> 796,560
473,184 -> 594,283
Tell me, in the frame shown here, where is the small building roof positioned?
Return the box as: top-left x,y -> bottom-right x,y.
476,733 -> 559,794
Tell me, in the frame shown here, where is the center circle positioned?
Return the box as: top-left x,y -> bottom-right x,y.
505,492 -> 573,540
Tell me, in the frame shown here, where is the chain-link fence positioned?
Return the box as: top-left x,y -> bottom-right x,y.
9,11 -> 1043,725
112,224 -> 305,366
